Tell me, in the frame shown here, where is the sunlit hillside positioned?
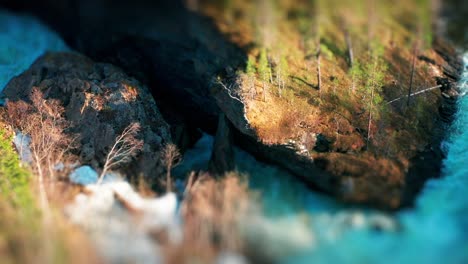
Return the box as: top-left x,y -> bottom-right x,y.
0,0 -> 466,263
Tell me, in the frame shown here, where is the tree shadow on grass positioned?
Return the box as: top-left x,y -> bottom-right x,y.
290,75 -> 318,90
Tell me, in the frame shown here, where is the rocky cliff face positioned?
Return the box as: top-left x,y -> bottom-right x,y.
1,0 -> 463,209
2,52 -> 171,179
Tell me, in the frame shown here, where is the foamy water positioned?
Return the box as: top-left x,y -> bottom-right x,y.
177,55 -> 468,262
1,9 -> 467,264
285,55 -> 468,263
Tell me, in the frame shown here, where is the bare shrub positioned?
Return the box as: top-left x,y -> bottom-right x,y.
98,123 -> 143,184
4,100 -> 30,130
174,172 -> 255,262
5,87 -> 76,213
162,143 -> 181,192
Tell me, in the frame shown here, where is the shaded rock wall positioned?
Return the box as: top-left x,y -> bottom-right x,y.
208,113 -> 235,175
1,0 -> 463,209
2,52 -> 171,179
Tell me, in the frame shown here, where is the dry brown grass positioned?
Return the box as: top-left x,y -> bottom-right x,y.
246,93 -> 323,144
0,185 -> 102,264
199,0 -> 450,164
165,172 -> 257,263
121,83 -> 139,102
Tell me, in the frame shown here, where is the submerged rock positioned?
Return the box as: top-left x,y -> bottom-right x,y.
69,165 -> 98,185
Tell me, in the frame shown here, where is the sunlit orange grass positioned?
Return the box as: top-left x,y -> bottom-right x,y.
121,83 -> 139,102
246,91 -> 324,145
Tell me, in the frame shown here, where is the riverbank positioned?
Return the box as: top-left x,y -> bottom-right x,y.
0,1 -> 466,263
3,0 -> 458,208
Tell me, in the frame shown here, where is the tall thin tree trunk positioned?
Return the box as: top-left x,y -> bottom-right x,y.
352,73 -> 356,93
314,1 -> 321,94
344,28 -> 354,68
166,162 -> 172,192
34,153 -> 50,221
367,88 -> 374,145
98,158 -> 110,185
367,61 -> 376,145
276,63 -> 282,97
407,44 -> 418,106
269,66 -> 274,84
367,0 -> 376,52
250,76 -> 256,99
47,156 -> 55,181
317,44 -> 322,93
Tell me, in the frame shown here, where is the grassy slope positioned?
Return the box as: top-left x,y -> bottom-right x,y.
0,123 -> 99,264
198,0 -> 453,206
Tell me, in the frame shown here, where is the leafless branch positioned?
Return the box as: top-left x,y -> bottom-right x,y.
387,84 -> 442,105
5,87 -> 77,218
215,78 -> 244,104
214,78 -> 252,131
98,123 -> 143,184
162,143 -> 181,192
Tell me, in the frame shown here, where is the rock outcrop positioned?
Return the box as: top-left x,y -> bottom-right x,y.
1,0 -> 247,132
208,114 -> 235,176
437,77 -> 461,123
1,0 -> 462,209
2,52 -> 171,179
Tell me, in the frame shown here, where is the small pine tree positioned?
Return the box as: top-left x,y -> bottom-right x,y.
246,55 -> 256,76
246,55 -> 257,99
361,42 -> 387,144
258,49 -> 270,81
275,54 -> 289,97
279,55 -> 289,89
258,49 -> 272,101
320,43 -> 334,60
320,43 -> 335,94
349,61 -> 364,93
416,0 -> 432,49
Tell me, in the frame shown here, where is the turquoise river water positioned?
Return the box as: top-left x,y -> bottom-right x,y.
1,10 -> 467,264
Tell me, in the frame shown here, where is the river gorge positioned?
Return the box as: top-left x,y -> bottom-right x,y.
0,1 -> 467,263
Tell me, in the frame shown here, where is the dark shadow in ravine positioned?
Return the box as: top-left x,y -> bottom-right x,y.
2,0 -> 457,210
0,0 -> 248,148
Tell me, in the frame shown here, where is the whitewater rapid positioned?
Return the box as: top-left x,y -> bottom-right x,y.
0,11 -> 178,264
280,55 -> 468,263
176,55 -> 468,263
1,8 -> 467,264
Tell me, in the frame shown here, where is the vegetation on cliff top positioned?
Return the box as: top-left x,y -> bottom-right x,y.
199,0 -> 453,191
